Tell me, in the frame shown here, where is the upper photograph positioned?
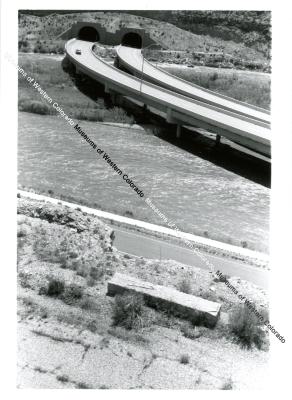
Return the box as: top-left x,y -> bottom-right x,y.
17,10 -> 272,390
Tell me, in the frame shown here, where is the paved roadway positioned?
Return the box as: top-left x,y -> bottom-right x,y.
117,45 -> 271,125
18,191 -> 269,290
65,39 -> 271,156
113,228 -> 269,290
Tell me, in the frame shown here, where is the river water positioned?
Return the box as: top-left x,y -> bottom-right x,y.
18,111 -> 270,252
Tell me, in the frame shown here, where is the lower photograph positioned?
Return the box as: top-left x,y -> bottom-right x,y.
17,8 -> 272,389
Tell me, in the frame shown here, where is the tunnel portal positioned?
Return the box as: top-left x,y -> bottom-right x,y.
78,26 -> 100,42
121,32 -> 142,48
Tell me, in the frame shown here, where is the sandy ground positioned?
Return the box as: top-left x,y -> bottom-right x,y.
18,315 -> 269,389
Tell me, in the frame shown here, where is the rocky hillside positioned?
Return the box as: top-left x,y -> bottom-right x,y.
17,196 -> 269,389
18,11 -> 270,69
125,11 -> 271,59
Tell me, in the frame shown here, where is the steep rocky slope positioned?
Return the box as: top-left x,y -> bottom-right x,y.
17,197 -> 269,389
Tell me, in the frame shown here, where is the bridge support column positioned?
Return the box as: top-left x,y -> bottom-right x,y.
176,124 -> 181,139
215,134 -> 221,145
110,92 -> 117,103
109,91 -> 121,105
166,108 -> 172,123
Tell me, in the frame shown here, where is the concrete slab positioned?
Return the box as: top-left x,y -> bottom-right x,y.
107,273 -> 221,327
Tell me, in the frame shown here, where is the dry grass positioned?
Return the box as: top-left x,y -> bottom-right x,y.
108,326 -> 149,344
18,55 -> 135,123
32,222 -> 107,283
229,304 -> 267,349
163,66 -> 270,109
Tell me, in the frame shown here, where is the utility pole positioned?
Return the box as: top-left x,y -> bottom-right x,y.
139,43 -> 159,95
139,54 -> 145,94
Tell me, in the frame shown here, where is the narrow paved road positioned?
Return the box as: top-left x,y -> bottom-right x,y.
113,228 -> 269,290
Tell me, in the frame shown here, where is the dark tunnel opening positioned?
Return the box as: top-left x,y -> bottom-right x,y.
121,32 -> 142,48
78,26 -> 100,42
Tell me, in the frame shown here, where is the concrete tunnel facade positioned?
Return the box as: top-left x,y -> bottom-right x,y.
59,21 -> 161,49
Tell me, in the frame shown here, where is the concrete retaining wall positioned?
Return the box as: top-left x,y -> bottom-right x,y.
107,273 -> 221,328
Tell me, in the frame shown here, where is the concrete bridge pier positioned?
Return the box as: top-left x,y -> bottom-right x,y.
166,107 -> 173,123
110,92 -> 117,103
104,84 -> 110,94
166,108 -> 182,139
110,92 -> 123,105
215,134 -> 221,145
104,85 -> 122,105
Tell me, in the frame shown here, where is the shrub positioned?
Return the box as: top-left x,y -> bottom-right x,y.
86,320 -> 98,333
57,374 -> 69,383
210,72 -> 218,81
179,354 -> 190,364
77,382 -> 92,389
124,210 -> 134,217
61,284 -> 83,305
181,324 -> 201,340
79,296 -> 98,311
17,225 -> 27,238
19,271 -> 32,289
89,265 -> 104,281
229,303 -> 266,349
177,278 -> 192,294
86,277 -> 96,287
76,263 -> 91,278
106,107 -> 135,124
221,378 -> 233,390
18,99 -> 52,115
112,293 -> 145,330
189,310 -> 207,327
199,289 -> 219,303
47,279 -> 65,297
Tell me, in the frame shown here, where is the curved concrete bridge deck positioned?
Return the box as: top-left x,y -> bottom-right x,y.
116,45 -> 271,125
65,39 -> 271,157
